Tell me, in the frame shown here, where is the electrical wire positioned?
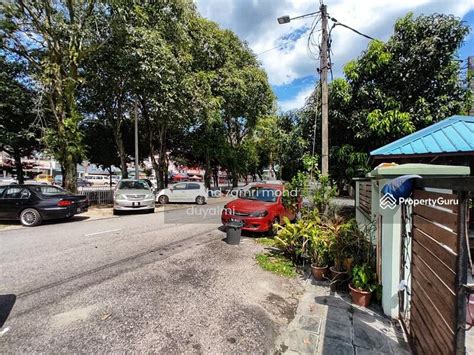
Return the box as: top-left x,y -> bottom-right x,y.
255,32 -> 311,56
328,16 -> 375,41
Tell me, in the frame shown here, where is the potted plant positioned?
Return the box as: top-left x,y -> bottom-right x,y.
323,215 -> 352,281
309,230 -> 331,281
349,264 -> 376,307
274,217 -> 311,264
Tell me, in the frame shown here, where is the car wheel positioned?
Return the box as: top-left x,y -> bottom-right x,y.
268,217 -> 280,237
195,196 -> 206,205
158,195 -> 169,204
20,208 -> 42,227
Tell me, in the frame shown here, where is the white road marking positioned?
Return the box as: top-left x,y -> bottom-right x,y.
84,229 -> 121,237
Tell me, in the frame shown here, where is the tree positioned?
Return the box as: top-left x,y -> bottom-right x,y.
80,9 -> 135,179
0,55 -> 39,184
300,12 -> 470,189
82,119 -> 120,185
1,0 -> 104,191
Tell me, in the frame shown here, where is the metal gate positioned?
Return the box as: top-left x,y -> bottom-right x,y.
399,178 -> 471,355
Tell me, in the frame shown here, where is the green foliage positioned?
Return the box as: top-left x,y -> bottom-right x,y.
300,12 -> 470,190
330,145 -> 370,190
255,237 -> 277,247
0,55 -> 39,183
351,264 -> 377,292
308,229 -> 331,267
308,174 -> 338,214
365,109 -> 415,141
255,252 -> 296,277
274,217 -> 312,262
1,0 -> 105,191
322,215 -> 354,271
282,153 -> 337,214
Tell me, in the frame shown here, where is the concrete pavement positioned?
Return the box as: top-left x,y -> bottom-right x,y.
276,275 -> 411,354
0,201 -> 302,352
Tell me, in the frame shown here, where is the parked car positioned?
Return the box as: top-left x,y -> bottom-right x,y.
113,179 -> 155,214
77,178 -> 92,187
0,184 -> 89,227
53,175 -> 62,186
221,183 -> 296,233
156,182 -> 207,205
143,178 -> 157,192
0,177 -> 18,186
85,175 -> 117,186
34,174 -> 53,184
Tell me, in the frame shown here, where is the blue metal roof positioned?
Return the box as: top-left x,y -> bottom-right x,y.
370,115 -> 474,156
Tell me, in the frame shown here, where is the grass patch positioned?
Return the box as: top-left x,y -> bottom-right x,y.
255,252 -> 296,277
255,237 -> 277,247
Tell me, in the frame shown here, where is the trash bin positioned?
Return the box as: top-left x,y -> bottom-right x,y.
226,220 -> 244,245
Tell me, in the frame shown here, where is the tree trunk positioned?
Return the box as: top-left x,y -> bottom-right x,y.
212,167 -> 219,188
13,150 -> 24,185
116,134 -> 128,179
231,170 -> 238,188
63,159 -> 77,192
61,166 -> 65,188
204,150 -> 211,189
112,106 -> 128,179
164,155 -> 169,188
141,100 -> 160,189
157,126 -> 167,190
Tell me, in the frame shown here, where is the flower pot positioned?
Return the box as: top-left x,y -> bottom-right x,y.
329,266 -> 350,292
349,283 -> 373,307
311,264 -> 329,281
329,265 -> 348,282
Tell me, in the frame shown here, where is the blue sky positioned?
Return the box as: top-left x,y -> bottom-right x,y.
196,0 -> 474,112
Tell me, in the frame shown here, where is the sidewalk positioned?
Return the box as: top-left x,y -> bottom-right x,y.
275,275 -> 411,354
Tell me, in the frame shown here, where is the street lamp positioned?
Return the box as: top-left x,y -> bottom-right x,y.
276,11 -> 320,24
277,15 -> 290,24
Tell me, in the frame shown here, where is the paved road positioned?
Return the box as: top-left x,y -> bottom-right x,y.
0,201 -> 300,352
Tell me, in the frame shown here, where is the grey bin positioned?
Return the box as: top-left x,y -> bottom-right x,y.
226,220 -> 244,245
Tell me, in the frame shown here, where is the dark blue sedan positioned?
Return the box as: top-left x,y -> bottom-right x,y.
0,185 -> 89,227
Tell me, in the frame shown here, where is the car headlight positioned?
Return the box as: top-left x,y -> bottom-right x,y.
115,194 -> 126,200
248,210 -> 268,217
146,194 -> 155,199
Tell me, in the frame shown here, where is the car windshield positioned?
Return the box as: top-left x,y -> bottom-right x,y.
31,185 -> 70,195
118,180 -> 149,190
243,187 -> 278,202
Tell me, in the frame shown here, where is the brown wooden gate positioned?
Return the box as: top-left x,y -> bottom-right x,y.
405,186 -> 470,355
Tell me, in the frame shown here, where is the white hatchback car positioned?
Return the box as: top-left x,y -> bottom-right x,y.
156,182 -> 207,205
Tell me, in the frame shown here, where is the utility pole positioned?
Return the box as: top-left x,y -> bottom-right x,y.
320,3 -> 329,176
134,99 -> 139,180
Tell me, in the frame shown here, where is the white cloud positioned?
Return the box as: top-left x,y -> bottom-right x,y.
279,84 -> 315,111
195,0 -> 474,105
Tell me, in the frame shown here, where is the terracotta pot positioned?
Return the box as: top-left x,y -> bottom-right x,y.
329,265 -> 349,281
349,283 -> 373,307
311,264 -> 329,281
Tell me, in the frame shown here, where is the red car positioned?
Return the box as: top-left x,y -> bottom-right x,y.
221,184 -> 296,233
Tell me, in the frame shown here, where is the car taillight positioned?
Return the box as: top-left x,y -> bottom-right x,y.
58,200 -> 73,207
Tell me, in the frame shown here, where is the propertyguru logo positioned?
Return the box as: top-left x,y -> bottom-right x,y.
379,193 -> 458,210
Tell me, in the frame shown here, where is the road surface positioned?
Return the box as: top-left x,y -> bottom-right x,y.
0,201 -> 301,352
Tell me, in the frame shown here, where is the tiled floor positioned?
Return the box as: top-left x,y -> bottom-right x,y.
276,276 -> 411,354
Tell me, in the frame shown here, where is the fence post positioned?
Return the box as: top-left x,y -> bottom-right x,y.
455,191 -> 468,355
